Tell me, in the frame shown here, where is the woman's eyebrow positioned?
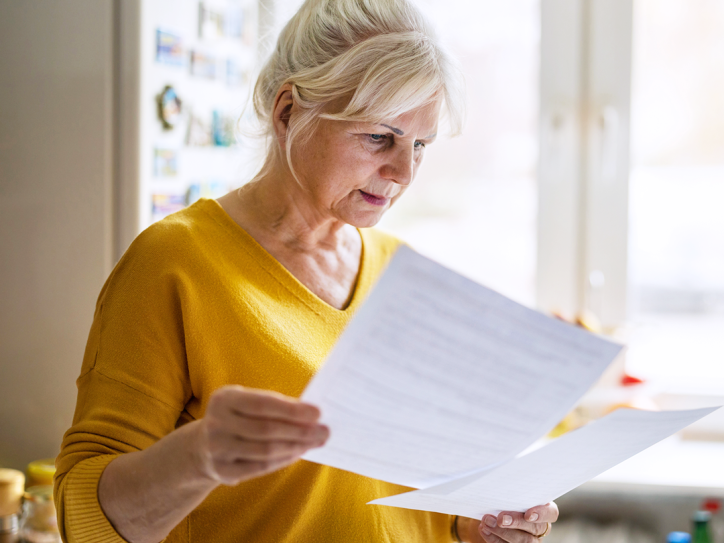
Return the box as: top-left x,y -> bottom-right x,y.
379,124 -> 437,139
380,124 -> 404,136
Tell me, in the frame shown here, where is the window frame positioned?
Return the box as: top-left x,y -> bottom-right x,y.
537,0 -> 633,330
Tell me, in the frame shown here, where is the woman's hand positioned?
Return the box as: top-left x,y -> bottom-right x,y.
458,502 -> 559,543
193,385 -> 329,485
97,386 -> 327,543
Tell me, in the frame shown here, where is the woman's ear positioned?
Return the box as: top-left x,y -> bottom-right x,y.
272,83 -> 295,150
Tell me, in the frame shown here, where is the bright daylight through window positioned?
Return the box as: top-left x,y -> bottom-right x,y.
626,0 -> 724,388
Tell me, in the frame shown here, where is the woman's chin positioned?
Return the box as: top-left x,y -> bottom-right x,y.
341,208 -> 387,229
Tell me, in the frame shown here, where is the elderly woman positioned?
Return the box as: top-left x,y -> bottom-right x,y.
54,0 -> 558,541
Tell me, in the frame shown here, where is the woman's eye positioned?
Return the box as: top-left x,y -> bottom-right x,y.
414,141 -> 426,150
366,134 -> 387,144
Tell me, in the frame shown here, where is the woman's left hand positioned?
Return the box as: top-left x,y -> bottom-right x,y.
457,502 -> 559,543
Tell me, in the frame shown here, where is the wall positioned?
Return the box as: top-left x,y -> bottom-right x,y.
0,0 -> 115,470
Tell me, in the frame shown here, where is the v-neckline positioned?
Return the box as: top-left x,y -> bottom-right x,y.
199,198 -> 370,318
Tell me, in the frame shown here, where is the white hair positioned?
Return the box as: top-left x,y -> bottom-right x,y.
252,0 -> 465,177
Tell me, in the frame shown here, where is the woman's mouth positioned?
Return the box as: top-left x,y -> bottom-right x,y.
359,190 -> 389,207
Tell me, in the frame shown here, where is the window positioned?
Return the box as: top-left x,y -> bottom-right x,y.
378,0 -> 540,307
626,0 -> 724,387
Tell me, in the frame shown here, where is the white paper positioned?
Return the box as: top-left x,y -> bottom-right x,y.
302,246 -> 623,489
369,407 -> 719,518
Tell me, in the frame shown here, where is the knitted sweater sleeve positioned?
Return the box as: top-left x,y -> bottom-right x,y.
54,223 -> 193,543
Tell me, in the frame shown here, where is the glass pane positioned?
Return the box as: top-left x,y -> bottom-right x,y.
627,0 -> 724,386
377,0 -> 539,307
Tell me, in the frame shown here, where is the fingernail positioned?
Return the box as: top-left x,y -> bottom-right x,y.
482,527 -> 491,536
484,516 -> 497,528
502,514 -> 512,526
529,513 -> 539,522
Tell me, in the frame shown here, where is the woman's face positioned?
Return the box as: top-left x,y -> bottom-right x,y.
288,100 -> 441,228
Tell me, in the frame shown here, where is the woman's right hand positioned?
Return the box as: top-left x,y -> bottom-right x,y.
193,385 -> 329,486
96,386 -> 326,543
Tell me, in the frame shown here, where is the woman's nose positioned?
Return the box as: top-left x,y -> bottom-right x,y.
380,145 -> 414,186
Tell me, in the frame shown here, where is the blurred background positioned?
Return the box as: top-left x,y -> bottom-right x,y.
1,0 -> 723,541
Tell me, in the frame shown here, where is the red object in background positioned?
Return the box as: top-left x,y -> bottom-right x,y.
620,373 -> 645,386
702,498 -> 722,514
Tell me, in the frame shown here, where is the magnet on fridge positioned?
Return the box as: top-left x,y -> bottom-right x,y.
153,148 -> 178,177
190,50 -> 218,79
186,110 -> 212,146
199,2 -> 225,40
156,29 -> 185,66
156,85 -> 182,130
212,110 -> 235,147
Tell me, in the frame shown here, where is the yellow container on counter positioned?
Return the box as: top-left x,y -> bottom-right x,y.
0,469 -> 25,517
25,460 -> 55,488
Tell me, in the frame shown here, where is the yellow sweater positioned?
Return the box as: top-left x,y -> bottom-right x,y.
54,198 -> 452,543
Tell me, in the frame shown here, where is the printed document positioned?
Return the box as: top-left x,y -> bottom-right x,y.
369,406 -> 717,517
301,246 -> 717,514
